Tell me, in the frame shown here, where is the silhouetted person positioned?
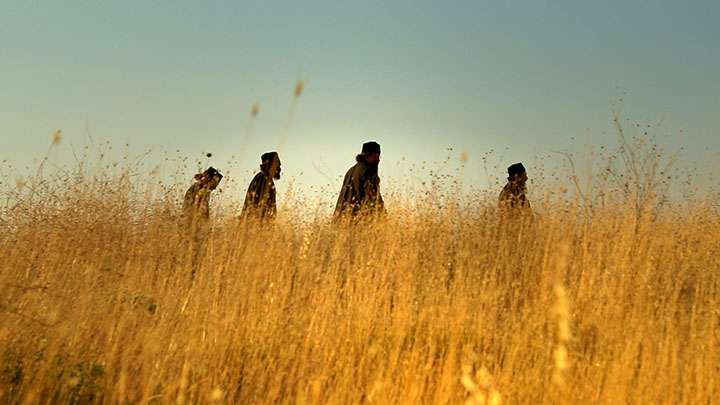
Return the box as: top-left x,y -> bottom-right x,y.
334,141 -> 385,219
499,163 -> 531,213
241,152 -> 281,221
184,166 -> 223,225
183,167 -> 223,277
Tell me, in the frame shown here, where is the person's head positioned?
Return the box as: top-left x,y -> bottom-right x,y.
357,141 -> 381,166
261,151 -> 282,180
507,163 -> 527,185
197,166 -> 223,190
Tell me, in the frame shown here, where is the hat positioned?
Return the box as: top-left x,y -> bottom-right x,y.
203,166 -> 223,179
361,141 -> 381,155
261,151 -> 280,164
507,163 -> 526,177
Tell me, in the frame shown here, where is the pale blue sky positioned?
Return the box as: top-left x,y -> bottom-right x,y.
1,0 -> 719,198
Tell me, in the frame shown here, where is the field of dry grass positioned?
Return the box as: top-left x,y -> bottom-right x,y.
1,141 -> 719,404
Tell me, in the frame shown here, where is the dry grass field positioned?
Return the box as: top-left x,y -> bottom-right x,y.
1,136 -> 719,404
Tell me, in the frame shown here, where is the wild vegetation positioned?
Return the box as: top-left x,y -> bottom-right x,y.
0,126 -> 718,404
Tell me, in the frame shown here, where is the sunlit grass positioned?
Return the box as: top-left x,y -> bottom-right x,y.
0,133 -> 718,404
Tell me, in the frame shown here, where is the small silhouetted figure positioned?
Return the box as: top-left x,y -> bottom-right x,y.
334,141 -> 385,219
499,163 -> 531,212
241,152 -> 281,221
184,167 -> 223,225
183,167 -> 223,277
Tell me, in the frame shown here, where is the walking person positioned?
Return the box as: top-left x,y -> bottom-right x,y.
241,152 -> 282,221
498,162 -> 531,213
183,167 -> 223,276
334,141 -> 385,220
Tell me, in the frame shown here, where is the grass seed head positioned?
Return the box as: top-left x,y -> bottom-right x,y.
52,130 -> 63,145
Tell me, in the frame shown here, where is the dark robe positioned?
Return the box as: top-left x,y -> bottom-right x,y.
241,171 -> 277,220
183,182 -> 212,225
334,160 -> 384,218
183,182 -> 213,276
498,182 -> 531,212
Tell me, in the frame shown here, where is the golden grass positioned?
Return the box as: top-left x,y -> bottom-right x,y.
0,151 -> 718,404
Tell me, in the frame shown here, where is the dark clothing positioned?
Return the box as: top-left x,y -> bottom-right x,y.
334,160 -> 384,218
183,182 -> 214,277
241,171 -> 277,220
262,151 -> 279,163
507,163 -> 526,177
498,182 -> 531,212
362,141 -> 381,155
183,182 -> 212,225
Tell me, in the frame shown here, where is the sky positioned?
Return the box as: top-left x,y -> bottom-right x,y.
1,0 -> 719,200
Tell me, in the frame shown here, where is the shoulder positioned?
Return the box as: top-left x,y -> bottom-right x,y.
351,162 -> 368,176
185,183 -> 200,196
250,172 -> 266,185
499,183 -> 511,197
341,163 -> 358,179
